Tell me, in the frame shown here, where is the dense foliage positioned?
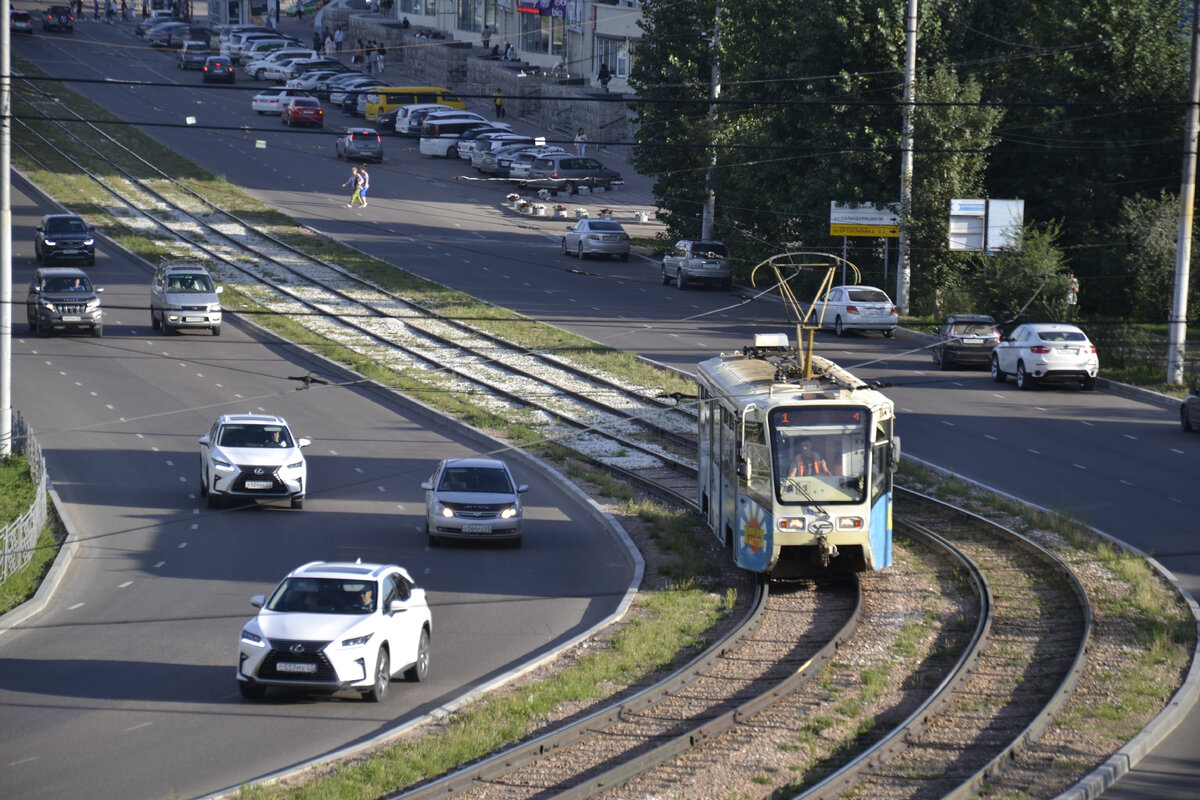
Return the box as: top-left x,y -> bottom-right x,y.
629,0 -> 1197,323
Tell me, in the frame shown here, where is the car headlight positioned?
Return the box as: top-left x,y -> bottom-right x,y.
85,298 -> 101,312
341,633 -> 373,647
42,238 -> 58,246
500,506 -> 519,520
213,456 -> 233,470
82,237 -> 94,246
286,459 -> 304,470
209,303 -> 222,313
240,629 -> 264,646
38,300 -> 57,313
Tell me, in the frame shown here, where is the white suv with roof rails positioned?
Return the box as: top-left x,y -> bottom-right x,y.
236,560 -> 432,701
198,413 -> 311,508
150,262 -> 223,335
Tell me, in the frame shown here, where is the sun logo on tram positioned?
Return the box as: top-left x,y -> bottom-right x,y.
741,506 -> 766,555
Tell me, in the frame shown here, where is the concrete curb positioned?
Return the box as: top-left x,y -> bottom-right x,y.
906,456 -> 1200,800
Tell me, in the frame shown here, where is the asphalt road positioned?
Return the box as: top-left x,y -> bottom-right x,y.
8,16 -> 1200,799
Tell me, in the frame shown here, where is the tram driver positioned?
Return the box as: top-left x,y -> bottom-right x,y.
788,438 -> 829,478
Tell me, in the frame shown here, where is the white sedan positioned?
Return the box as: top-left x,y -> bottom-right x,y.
236,561 -> 432,701
251,86 -> 314,114
812,285 -> 898,337
990,322 -> 1099,390
198,413 -> 310,508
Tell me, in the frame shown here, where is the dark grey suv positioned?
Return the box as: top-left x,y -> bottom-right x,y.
661,240 -> 732,290
34,214 -> 95,265
27,267 -> 103,337
932,314 -> 1000,369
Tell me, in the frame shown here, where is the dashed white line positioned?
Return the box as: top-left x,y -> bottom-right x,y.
1124,434 -> 1138,440
941,420 -> 955,427
1072,463 -> 1087,470
178,542 -> 188,549
8,757 -> 38,767
125,722 -> 153,733
118,581 -> 133,588
1080,420 -> 1093,426
1027,448 -> 1041,455
67,603 -> 84,610
154,561 -> 166,568
984,434 -> 998,441
1120,479 -> 1134,486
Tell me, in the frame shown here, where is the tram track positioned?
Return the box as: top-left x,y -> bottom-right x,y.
11,78 -> 701,500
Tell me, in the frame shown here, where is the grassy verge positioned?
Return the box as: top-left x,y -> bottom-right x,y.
0,455 -> 61,616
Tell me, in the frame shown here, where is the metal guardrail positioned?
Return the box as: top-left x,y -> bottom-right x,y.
1,412 -> 48,584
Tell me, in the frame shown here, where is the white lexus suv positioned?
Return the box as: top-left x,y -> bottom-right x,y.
236,561 -> 432,702
198,413 -> 310,509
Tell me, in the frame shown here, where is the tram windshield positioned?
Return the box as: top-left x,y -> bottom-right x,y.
769,406 -> 870,504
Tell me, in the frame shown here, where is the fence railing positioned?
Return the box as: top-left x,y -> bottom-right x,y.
1,413 -> 48,585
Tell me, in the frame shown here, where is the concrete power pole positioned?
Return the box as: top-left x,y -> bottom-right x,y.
896,0 -> 917,316
700,0 -> 720,241
2,0 -> 13,457
1168,0 -> 1199,385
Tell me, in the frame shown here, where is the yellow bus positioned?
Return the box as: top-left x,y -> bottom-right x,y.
363,86 -> 466,121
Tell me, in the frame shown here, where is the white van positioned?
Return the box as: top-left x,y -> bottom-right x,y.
418,113 -> 491,158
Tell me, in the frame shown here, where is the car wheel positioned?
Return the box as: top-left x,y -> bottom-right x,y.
934,347 -> 948,370
883,328 -> 894,338
835,316 -> 846,337
212,325 -> 221,336
92,324 -> 102,338
1016,362 -> 1035,390
363,648 -> 390,702
447,145 -> 458,159
508,536 -> 522,549
566,182 -> 577,195
619,251 -> 629,261
1183,405 -> 1195,433
238,682 -> 266,700
577,244 -> 585,260
404,629 -> 430,682
291,496 -> 304,510
1082,376 -> 1097,391
199,471 -> 208,496
991,355 -> 1006,383
207,491 -> 221,509
151,310 -> 160,330
661,263 -> 671,285
86,255 -> 95,266
562,238 -> 569,256
34,245 -> 42,264
256,109 -> 264,115
675,270 -> 686,290
255,69 -> 265,80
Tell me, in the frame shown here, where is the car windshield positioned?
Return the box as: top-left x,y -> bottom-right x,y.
45,218 -> 87,234
45,276 -> 92,292
846,288 -> 890,303
437,466 -> 513,494
1038,330 -> 1088,343
217,424 -> 293,448
266,577 -> 378,614
167,274 -> 215,292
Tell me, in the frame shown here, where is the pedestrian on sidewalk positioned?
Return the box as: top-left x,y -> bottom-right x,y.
598,63 -> 611,91
351,38 -> 363,65
358,167 -> 370,207
343,167 -> 365,207
296,2 -> 303,21
574,128 -> 588,156
324,33 -> 336,58
312,28 -> 322,50
481,25 -> 490,50
493,88 -> 505,118
335,27 -> 345,54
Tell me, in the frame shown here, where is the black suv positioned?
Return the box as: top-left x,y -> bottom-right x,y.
34,214 -> 95,265
932,314 -> 1001,370
42,4 -> 74,32
27,267 -> 104,338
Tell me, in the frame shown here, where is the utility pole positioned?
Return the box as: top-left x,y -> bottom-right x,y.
2,0 -> 13,457
896,0 -> 917,316
700,0 -> 720,240
1168,0 -> 1199,385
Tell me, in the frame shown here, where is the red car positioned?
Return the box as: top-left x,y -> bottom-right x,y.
281,97 -> 324,128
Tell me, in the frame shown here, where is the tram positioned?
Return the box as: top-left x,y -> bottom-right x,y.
694,254 -> 900,578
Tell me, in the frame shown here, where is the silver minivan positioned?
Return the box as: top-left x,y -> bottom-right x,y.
151,263 -> 223,335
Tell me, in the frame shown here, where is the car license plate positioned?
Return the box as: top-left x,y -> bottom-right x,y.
276,662 -> 317,674
61,315 -> 82,322
244,480 -> 274,490
965,339 -> 983,345
184,316 -> 205,323
463,524 -> 491,534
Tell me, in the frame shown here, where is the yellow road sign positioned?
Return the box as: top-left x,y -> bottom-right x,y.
830,224 -> 900,238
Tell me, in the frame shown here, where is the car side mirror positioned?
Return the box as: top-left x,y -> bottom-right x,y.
36,226 -> 44,233
250,594 -> 265,608
517,483 -> 529,494
199,434 -> 211,446
297,437 -> 312,448
216,285 -> 225,294
420,481 -> 433,490
95,287 -> 104,293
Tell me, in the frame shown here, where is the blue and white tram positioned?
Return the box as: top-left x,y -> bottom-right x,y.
695,333 -> 899,577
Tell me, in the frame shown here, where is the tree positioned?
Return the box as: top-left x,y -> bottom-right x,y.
970,223 -> 1070,322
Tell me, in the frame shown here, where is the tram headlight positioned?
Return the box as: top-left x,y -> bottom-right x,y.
778,518 -> 805,530
836,517 -> 865,531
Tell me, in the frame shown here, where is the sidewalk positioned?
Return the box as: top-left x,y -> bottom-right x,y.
270,12 -> 665,237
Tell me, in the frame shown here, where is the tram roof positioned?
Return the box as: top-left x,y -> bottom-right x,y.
698,350 -> 886,411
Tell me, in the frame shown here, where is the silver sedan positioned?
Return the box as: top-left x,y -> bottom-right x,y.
561,219 -> 631,261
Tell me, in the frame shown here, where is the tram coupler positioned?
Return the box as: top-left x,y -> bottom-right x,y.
816,534 -> 840,568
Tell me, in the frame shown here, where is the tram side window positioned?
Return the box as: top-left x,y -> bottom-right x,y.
871,417 -> 893,503
720,406 -> 736,476
743,420 -> 771,504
